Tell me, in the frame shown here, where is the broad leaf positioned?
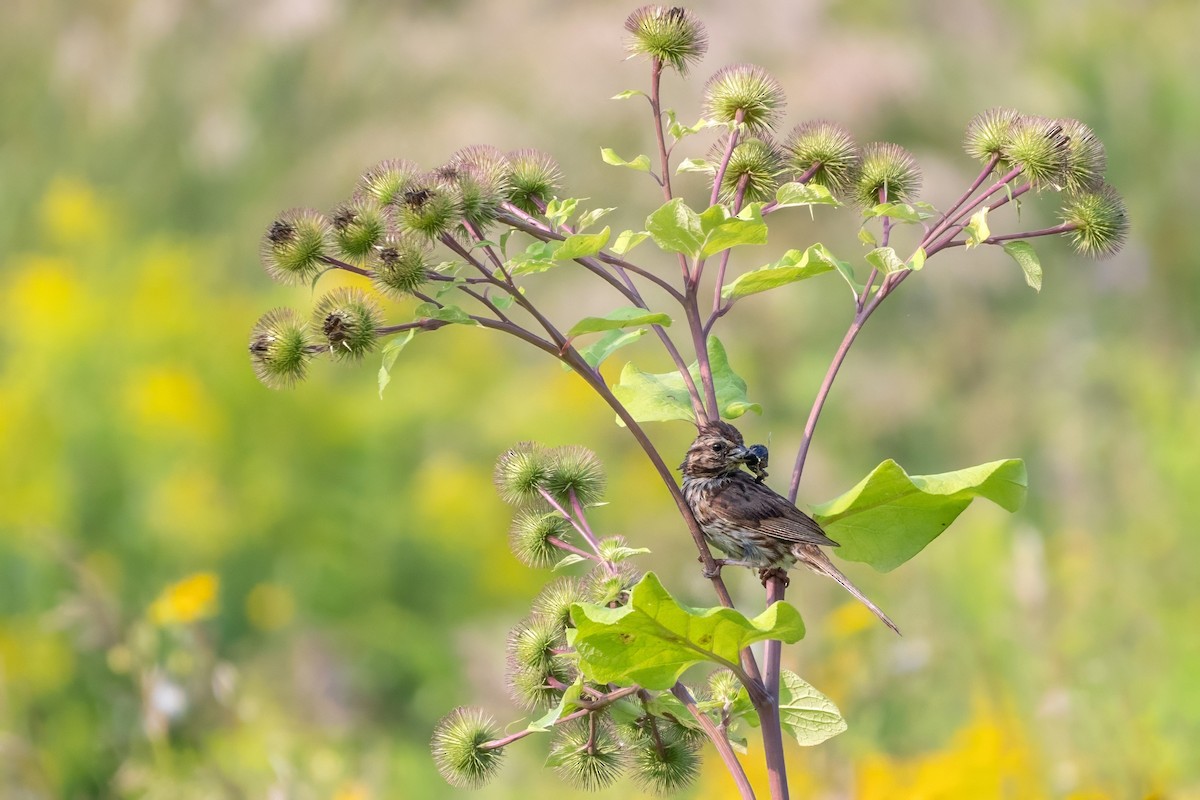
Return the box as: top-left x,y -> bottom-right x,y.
577,328 -> 648,368
857,227 -> 878,247
612,336 -> 761,424
555,227 -> 611,261
508,241 -> 560,275
812,459 -> 1028,572
545,197 -> 581,228
865,247 -> 906,275
965,207 -> 991,249
377,329 -> 416,398
777,671 -> 847,746
576,208 -> 615,233
676,157 -> 714,174
612,229 -> 650,255
570,572 -> 805,690
722,243 -> 849,299
567,307 -> 671,338
414,302 -> 476,326
909,247 -> 927,271
1002,240 -> 1042,292
646,198 -> 704,258
611,89 -> 646,100
527,677 -> 584,732
600,147 -> 652,173
700,203 -> 768,259
864,202 -> 937,223
774,182 -> 840,208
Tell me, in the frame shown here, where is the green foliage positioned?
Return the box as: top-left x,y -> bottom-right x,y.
570,572 -> 805,690
1002,241 -> 1043,291
601,147 -> 653,172
813,459 -> 1028,572
377,329 -> 416,398
612,336 -> 760,423
721,243 -> 850,299
776,670 -> 848,746
567,307 -> 672,338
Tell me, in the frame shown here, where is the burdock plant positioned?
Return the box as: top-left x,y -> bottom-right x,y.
248,5 -> 1128,798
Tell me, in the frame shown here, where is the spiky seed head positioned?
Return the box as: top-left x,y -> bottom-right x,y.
494,442 -> 554,505
451,145 -> 512,185
507,657 -> 575,710
507,615 -> 567,673
1059,183 -> 1129,258
1001,115 -> 1069,188
430,707 -> 505,789
853,142 -> 922,207
371,233 -> 431,298
549,717 -> 627,791
544,445 -> 606,507
629,724 -> 702,795
707,669 -> 742,705
396,176 -> 462,240
330,197 -> 392,265
359,159 -> 422,208
506,149 -> 562,214
248,308 -> 313,389
1057,118 -> 1107,193
963,107 -> 1021,165
709,134 -> 784,204
260,209 -> 331,285
509,506 -> 573,569
624,5 -> 708,74
585,564 -> 639,607
312,287 -> 381,361
434,160 -> 509,230
703,64 -> 786,133
532,577 -> 587,629
783,120 -> 861,195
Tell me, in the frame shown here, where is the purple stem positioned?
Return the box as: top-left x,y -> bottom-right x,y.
479,686 -> 641,750
318,255 -> 373,277
937,222 -> 1076,250
671,683 -> 756,800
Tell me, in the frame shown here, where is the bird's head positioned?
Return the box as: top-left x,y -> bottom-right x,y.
680,421 -> 751,477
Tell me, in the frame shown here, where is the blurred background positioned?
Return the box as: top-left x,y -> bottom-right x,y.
2,0 -> 1198,797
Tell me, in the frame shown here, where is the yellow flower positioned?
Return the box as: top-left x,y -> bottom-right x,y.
149,572 -> 219,626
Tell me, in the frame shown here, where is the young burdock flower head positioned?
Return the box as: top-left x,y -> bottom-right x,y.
963,107 -> 1021,166
433,162 -> 508,231
550,717 -> 627,791
1060,183 -> 1129,257
629,723 -> 702,795
784,120 -> 861,195
508,506 -> 573,568
709,133 -> 784,204
370,233 -> 431,299
624,5 -> 708,74
248,308 -> 313,389
507,651 -> 575,710
1056,118 -> 1107,193
430,707 -> 505,789
544,445 -> 607,507
507,614 -> 567,674
494,442 -> 553,505
854,142 -> 922,207
505,148 -> 563,214
397,176 -> 462,240
312,287 -> 381,361
358,158 -> 421,208
260,209 -> 331,285
330,197 -> 391,265
703,64 -> 786,134
1001,115 -> 1070,188
531,577 -> 586,630
586,563 -> 639,607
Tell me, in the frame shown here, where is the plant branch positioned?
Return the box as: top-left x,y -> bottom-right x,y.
649,58 -> 674,203
318,254 -> 373,277
937,222 -> 1076,250
671,682 -> 756,800
478,686 -> 640,751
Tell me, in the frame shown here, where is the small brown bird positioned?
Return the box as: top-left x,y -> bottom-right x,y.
681,421 -> 900,635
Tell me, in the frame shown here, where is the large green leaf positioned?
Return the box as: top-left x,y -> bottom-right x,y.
864,246 -> 906,275
570,572 -> 805,690
566,307 -> 671,338
721,243 -> 849,299
646,198 -> 704,257
699,203 -> 768,259
774,182 -> 840,209
612,336 -> 761,424
1003,240 -> 1042,292
812,459 -> 1027,572
777,671 -> 847,745
576,328 -> 648,369
555,226 -> 611,260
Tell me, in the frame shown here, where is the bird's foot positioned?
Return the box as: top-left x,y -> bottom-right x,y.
757,567 -> 790,588
700,558 -> 723,579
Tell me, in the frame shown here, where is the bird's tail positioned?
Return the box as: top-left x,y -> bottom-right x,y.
794,545 -> 901,636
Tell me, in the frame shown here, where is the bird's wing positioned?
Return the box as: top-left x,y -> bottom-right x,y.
708,474 -> 840,548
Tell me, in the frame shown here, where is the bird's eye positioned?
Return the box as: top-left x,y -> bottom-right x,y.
711,441 -> 727,454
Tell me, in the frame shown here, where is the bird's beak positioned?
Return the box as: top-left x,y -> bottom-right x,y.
728,445 -> 751,463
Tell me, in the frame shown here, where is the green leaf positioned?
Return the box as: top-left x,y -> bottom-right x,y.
612,336 -> 761,424
567,307 -> 672,338
863,202 -> 937,223
864,247 -> 906,275
491,294 -> 516,310
576,328 -> 648,369
699,204 -> 768,259
777,671 -> 847,746
668,116 -> 718,141
965,207 -> 991,249
857,227 -> 878,247
774,182 -> 841,208
377,329 -> 416,399
611,89 -> 646,100
553,553 -> 588,571
1002,240 -> 1042,292
722,243 -> 849,299
527,677 -> 585,732
576,208 -> 615,233
646,198 -> 704,258
414,302 -> 477,326
555,227 -> 611,261
909,246 -> 927,271
599,539 -> 652,562
600,147 -> 652,173
812,459 -> 1028,572
611,230 -> 650,255
545,197 -> 582,228
676,157 -> 714,174
508,241 -> 560,275
570,572 -> 805,690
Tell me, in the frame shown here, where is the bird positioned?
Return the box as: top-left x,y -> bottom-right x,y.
680,420 -> 900,635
